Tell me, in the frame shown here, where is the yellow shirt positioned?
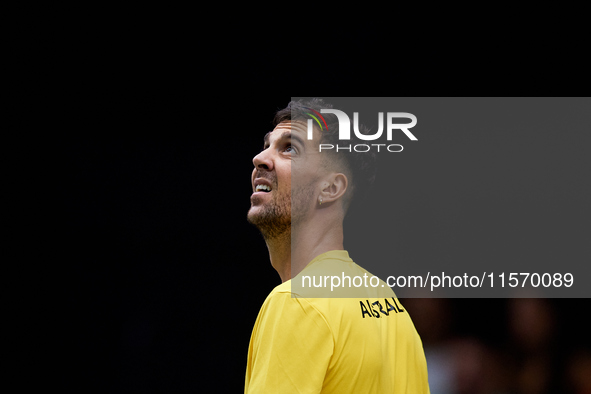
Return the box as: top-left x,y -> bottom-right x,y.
245,250 -> 430,393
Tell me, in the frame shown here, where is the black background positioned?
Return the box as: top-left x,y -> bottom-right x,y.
12,33 -> 590,392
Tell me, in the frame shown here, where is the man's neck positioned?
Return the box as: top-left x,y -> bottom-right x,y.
266,217 -> 344,283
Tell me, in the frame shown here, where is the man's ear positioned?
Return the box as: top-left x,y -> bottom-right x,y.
319,173 -> 348,205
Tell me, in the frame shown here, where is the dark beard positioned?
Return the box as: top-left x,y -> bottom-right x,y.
247,170 -> 316,242
247,192 -> 291,241
247,189 -> 317,245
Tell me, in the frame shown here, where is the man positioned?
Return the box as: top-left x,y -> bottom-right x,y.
245,98 -> 430,393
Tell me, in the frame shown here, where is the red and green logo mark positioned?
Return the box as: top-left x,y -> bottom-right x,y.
303,107 -> 329,131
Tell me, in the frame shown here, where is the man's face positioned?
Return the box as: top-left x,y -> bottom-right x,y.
247,120 -> 324,239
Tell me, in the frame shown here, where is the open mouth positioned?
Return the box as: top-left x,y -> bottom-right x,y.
255,184 -> 272,193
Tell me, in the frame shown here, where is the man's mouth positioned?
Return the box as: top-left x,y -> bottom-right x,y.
255,184 -> 272,193
253,177 -> 274,194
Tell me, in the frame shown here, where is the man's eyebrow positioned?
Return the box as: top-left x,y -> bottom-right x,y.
263,131 -> 272,147
281,131 -> 305,148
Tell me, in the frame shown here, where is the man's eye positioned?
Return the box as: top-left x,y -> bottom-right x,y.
285,145 -> 297,154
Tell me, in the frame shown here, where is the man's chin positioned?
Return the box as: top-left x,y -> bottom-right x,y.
247,209 -> 290,238
246,209 -> 257,224
246,206 -> 266,226
247,203 -> 263,218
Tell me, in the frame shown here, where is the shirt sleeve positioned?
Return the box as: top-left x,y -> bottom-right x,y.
245,292 -> 334,394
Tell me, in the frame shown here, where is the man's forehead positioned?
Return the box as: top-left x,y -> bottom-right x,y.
264,121 -> 311,143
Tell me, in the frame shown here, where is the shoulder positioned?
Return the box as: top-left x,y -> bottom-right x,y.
292,251 -> 397,299
261,281 -> 330,323
251,281 -> 335,346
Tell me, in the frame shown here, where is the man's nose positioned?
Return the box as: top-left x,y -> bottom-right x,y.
253,149 -> 273,171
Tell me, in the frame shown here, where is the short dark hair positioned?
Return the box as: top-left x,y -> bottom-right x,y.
273,98 -> 378,214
